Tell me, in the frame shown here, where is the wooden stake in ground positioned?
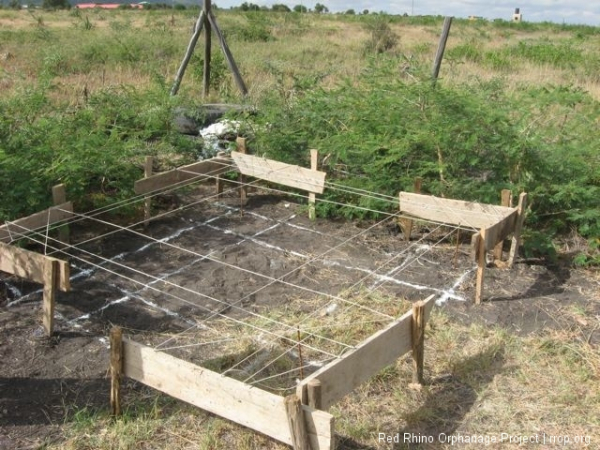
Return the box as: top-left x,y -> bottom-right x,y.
475,230 -> 487,304
42,258 -> 59,337
52,184 -> 70,245
493,189 -> 512,261
110,327 -> 123,416
411,300 -> 425,384
403,177 -> 422,241
284,395 -> 311,450
144,156 -> 153,227
308,149 -> 318,220
508,193 -> 528,268
236,137 -> 248,214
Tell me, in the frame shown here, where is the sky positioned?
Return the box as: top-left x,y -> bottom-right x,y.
218,0 -> 600,25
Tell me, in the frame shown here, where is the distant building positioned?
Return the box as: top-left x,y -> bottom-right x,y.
512,7 -> 523,22
468,15 -> 484,21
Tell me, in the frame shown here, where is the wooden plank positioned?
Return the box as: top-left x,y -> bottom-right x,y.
42,259 -> 58,336
0,202 -> 73,243
123,339 -> 334,450
134,157 -> 234,195
231,152 -> 326,194
484,209 -> 518,251
296,295 -> 435,410
0,242 -> 70,292
399,192 -> 515,229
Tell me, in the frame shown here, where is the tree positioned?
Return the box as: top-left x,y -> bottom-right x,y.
42,0 -> 70,9
314,3 -> 328,13
345,9 -> 355,15
293,4 -> 307,13
272,3 -> 291,12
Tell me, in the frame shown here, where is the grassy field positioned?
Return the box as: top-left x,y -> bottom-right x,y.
1,9 -> 599,449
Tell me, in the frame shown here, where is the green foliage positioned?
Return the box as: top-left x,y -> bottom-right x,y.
362,16 -> 399,54
0,83 -> 198,221
230,12 -> 273,42
293,5 -> 307,13
251,58 -> 599,263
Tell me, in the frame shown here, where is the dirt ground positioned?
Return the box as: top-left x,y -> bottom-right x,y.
0,187 -> 598,450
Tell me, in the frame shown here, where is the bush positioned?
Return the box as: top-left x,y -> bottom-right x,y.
363,16 -> 399,54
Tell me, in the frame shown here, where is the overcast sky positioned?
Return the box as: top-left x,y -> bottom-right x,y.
219,1 -> 600,25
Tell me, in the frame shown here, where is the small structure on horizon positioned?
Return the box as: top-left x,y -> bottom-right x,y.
512,7 -> 523,22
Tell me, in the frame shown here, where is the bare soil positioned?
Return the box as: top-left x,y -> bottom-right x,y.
0,188 -> 598,449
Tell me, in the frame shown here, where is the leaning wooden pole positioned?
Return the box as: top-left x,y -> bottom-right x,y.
207,10 -> 248,96
475,229 -> 487,304
203,0 -> 212,97
432,16 -> 453,84
110,327 -> 124,416
171,9 -> 206,96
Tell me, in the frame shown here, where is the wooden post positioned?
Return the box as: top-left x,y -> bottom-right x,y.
284,395 -> 311,450
307,379 -> 322,410
42,258 -> 59,337
206,10 -> 248,96
411,300 -> 425,384
144,156 -> 153,227
508,193 -> 528,268
110,327 -> 123,416
203,0 -> 212,97
236,137 -> 248,212
475,230 -> 487,304
432,16 -> 453,84
493,189 -> 512,261
170,10 -> 205,96
52,184 -> 70,245
308,149 -> 318,220
403,177 -> 422,241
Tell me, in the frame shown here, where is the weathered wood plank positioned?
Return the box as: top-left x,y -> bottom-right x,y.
508,193 -> 528,267
296,295 -> 435,410
123,339 -> 334,450
231,152 -> 326,194
134,157 -> 235,195
399,192 -> 515,229
42,259 -> 58,336
484,209 -> 518,251
0,242 -> 70,292
0,202 -> 73,243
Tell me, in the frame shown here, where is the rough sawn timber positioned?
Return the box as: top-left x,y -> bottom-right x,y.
134,157 -> 235,195
123,339 -> 335,450
399,192 -> 515,229
296,295 -> 435,410
231,151 -> 326,194
0,242 -> 70,291
0,202 -> 73,243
